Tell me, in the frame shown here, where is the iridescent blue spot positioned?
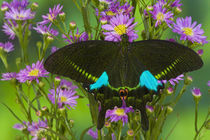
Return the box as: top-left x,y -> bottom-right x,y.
139,70 -> 162,91
90,71 -> 109,90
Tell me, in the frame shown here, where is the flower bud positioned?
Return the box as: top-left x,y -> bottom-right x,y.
69,21 -> 76,30
36,110 -> 42,117
59,12 -> 66,21
166,106 -> 173,114
205,119 -> 210,129
184,76 -> 193,85
38,81 -> 45,88
175,7 -> 182,14
1,2 -> 9,12
99,4 -> 105,11
36,41 -> 42,49
192,88 -> 202,102
197,49 -> 203,56
100,17 -> 107,25
47,36 -> 54,42
146,6 -> 153,11
146,105 -> 154,114
31,2 -> 39,11
58,107 -> 66,115
127,129 -> 134,137
41,106 -> 49,114
104,121 -> 111,128
207,81 -> 210,87
167,87 -> 174,95
54,76 -> 61,87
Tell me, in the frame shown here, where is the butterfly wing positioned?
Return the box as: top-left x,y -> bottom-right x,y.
44,40 -> 121,84
130,40 -> 203,80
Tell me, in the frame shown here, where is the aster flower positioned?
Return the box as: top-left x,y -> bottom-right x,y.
105,106 -> 134,124
62,28 -> 89,44
0,41 -> 14,53
39,4 -> 63,25
155,0 -> 167,7
33,24 -> 59,37
27,120 -> 49,140
160,74 -> 184,86
2,21 -> 16,40
87,128 -> 98,139
48,88 -> 79,109
16,60 -> 49,83
192,88 -> 202,97
102,14 -> 138,42
5,7 -> 34,20
170,0 -> 182,7
59,79 -> 78,91
172,16 -> 208,44
1,72 -> 16,81
150,4 -> 173,27
9,0 -> 29,10
13,121 -> 29,131
197,49 -> 203,56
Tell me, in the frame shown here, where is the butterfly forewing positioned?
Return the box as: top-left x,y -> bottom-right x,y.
44,40 -> 121,84
131,40 -> 203,80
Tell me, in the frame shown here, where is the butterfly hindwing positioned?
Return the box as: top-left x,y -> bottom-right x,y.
44,40 -> 121,84
131,40 -> 203,80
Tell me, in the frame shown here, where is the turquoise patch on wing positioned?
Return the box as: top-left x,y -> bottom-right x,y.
139,70 -> 162,91
90,71 -> 109,90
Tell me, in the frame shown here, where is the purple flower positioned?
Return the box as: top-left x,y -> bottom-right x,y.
13,122 -> 27,131
155,0 -> 167,7
102,14 -> 138,42
27,120 -> 48,140
9,0 -> 29,10
170,0 -> 182,7
150,4 -> 173,27
62,28 -> 89,44
146,105 -> 154,113
59,79 -> 78,91
105,106 -> 134,124
1,72 -> 16,81
2,21 -> 16,40
39,4 -> 63,25
169,74 -> 184,85
87,128 -> 98,139
48,88 -> 79,109
197,49 -> 203,56
51,46 -> 58,53
5,7 -> 34,20
192,88 -> 202,97
207,81 -> 210,87
172,16 -> 208,44
0,41 -> 14,53
33,24 -> 59,37
17,60 -> 49,83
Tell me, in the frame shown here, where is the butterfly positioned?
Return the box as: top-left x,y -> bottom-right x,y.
44,35 -> 203,130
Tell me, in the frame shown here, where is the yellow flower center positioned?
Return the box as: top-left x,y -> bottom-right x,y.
28,69 -> 39,76
157,12 -> 164,21
60,96 -> 67,102
114,24 -> 127,35
48,14 -> 54,21
182,27 -> 194,36
114,108 -> 125,116
75,34 -> 80,38
106,11 -> 116,16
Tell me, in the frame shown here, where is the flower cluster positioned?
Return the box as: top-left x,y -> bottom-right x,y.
14,120 -> 49,140
48,79 -> 79,109
1,0 -> 35,40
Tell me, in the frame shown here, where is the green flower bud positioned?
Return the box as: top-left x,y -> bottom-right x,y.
59,12 -> 66,21
146,6 -> 153,11
175,7 -> 182,14
127,129 -> 134,137
36,110 -> 42,117
167,87 -> 174,95
184,76 -> 193,85
47,36 -> 54,42
166,106 -> 173,114
69,21 -> 76,30
31,2 -> 39,11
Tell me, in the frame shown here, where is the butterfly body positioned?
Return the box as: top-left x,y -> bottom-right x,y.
44,37 -> 203,130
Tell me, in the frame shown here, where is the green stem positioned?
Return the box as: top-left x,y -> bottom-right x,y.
0,54 -> 9,71
195,102 -> 198,133
117,121 -> 123,140
98,130 -> 102,140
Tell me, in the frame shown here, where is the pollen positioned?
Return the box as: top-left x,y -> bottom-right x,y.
114,24 -> 127,35
48,13 -> 54,21
182,27 -> 194,36
114,108 -> 125,116
106,11 -> 116,16
60,96 -> 67,102
28,69 -> 39,76
157,12 -> 165,21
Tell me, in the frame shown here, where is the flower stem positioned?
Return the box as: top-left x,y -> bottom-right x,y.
194,102 -> 198,133
98,130 -> 102,140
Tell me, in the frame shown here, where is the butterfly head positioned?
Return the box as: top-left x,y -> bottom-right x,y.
118,88 -> 129,100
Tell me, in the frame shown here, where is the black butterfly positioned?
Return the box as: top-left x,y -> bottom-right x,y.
44,35 -> 203,130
